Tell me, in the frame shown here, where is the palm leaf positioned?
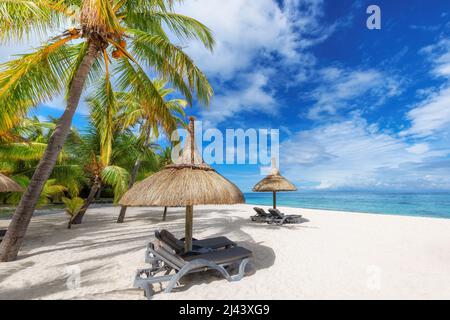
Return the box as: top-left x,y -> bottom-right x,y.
0,142 -> 47,161
0,36 -> 78,133
0,0 -> 71,43
100,165 -> 129,203
128,28 -> 213,105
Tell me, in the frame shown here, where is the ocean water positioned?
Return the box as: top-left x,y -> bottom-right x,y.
244,191 -> 450,219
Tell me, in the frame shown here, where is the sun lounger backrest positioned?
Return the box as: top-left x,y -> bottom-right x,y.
268,208 -> 283,218
153,240 -> 186,269
253,207 -> 267,216
158,230 -> 184,253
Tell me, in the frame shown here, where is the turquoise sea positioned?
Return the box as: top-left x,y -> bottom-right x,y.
244,191 -> 450,219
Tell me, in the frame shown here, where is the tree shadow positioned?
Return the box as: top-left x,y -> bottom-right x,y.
0,204 -> 315,299
0,265 -> 101,300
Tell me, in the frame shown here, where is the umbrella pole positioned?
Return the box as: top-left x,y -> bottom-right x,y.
273,191 -> 276,209
185,205 -> 193,253
162,206 -> 167,221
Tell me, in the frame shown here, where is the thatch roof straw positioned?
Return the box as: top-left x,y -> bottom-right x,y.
119,119 -> 244,207
119,167 -> 244,206
252,160 -> 297,192
120,117 -> 244,253
0,173 -> 24,193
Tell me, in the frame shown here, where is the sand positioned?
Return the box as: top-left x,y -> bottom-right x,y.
0,204 -> 449,300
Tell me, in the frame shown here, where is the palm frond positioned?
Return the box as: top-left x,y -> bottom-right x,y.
62,196 -> 84,217
0,142 -> 47,161
50,164 -> 85,196
152,12 -> 214,50
128,28 -> 213,105
0,0 -> 72,43
115,58 -> 170,124
100,165 -> 129,203
0,36 -> 78,133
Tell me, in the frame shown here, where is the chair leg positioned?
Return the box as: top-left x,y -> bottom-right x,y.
231,258 -> 250,281
163,258 -> 251,293
134,268 -> 174,299
142,283 -> 154,298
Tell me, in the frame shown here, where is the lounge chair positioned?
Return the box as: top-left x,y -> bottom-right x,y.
134,239 -> 252,298
0,229 -> 6,243
155,229 -> 236,254
250,207 -> 272,222
268,208 -> 303,225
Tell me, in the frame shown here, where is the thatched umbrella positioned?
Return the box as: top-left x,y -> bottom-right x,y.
120,117 -> 244,252
0,173 -> 23,193
252,159 -> 296,209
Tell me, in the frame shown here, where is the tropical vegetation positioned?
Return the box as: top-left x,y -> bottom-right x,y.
0,0 -> 214,261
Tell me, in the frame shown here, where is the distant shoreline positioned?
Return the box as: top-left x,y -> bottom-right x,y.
245,202 -> 450,221
2,201 -> 449,222
244,191 -> 450,220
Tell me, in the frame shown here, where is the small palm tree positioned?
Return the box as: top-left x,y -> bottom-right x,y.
71,88 -> 131,224
0,0 -> 214,261
115,80 -> 187,222
62,196 -> 84,229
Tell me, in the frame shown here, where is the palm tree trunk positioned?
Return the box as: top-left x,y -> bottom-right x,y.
95,184 -> 103,200
116,158 -> 142,223
71,176 -> 101,225
117,132 -> 151,223
0,42 -> 100,262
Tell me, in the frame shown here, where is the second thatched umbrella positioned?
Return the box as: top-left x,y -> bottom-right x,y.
0,173 -> 24,193
120,117 -> 244,253
252,159 -> 297,209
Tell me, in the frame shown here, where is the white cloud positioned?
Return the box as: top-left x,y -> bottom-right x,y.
306,68 -> 401,119
420,39 -> 450,78
200,69 -> 277,126
403,40 -> 450,137
175,0 -> 330,81
173,0 -> 336,125
407,143 -> 429,155
280,115 -> 450,190
403,87 -> 450,137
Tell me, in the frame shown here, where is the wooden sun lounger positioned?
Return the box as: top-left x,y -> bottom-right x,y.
250,207 -> 272,222
268,208 -> 303,225
134,239 -> 252,298
156,229 -> 236,254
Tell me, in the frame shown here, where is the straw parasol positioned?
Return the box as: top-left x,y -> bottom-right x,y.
120,117 -> 244,252
0,173 -> 24,193
252,159 -> 296,209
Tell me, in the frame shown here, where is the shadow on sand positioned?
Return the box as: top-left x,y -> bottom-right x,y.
0,205 -> 311,299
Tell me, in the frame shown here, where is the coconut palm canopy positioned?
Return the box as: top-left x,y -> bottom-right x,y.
120,123 -> 244,207
0,173 -> 23,193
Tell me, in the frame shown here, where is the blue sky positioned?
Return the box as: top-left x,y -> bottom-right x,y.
3,0 -> 450,192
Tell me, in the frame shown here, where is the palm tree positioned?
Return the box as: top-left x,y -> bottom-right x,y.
116,80 -> 187,223
70,81 -> 131,225
0,0 -> 214,261
0,117 -> 86,200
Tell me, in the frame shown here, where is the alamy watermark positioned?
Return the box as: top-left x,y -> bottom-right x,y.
367,5 -> 381,30
65,265 -> 81,290
170,121 -> 279,175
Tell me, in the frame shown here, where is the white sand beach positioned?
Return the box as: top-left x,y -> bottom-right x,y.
0,204 -> 449,300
